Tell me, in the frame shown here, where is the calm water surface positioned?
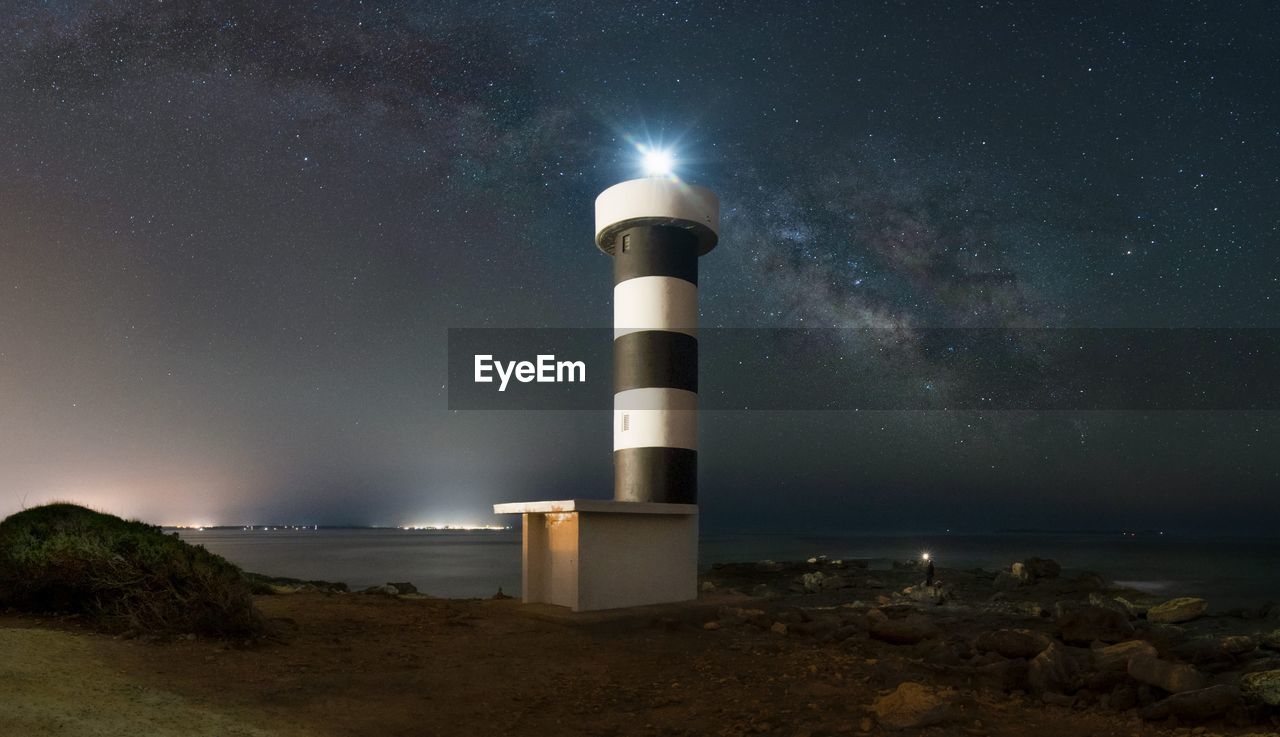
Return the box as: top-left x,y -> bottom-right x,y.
175,529 -> 1280,609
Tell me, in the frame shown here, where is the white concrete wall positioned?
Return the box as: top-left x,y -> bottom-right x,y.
576,512 -> 698,611
522,512 -> 579,607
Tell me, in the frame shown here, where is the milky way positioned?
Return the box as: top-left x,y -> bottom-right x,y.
1,1 -> 1277,531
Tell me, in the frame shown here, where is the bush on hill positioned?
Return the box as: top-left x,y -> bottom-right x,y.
0,503 -> 263,637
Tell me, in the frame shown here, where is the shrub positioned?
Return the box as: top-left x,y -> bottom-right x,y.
0,503 -> 263,638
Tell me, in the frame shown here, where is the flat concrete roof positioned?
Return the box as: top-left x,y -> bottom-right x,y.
493,499 -> 698,515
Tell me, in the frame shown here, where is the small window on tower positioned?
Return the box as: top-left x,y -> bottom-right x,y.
621,234 -> 631,252
621,414 -> 630,432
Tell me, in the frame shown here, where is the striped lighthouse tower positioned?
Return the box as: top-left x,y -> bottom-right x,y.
595,178 -> 720,504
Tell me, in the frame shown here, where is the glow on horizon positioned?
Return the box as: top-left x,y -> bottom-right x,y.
399,523 -> 509,531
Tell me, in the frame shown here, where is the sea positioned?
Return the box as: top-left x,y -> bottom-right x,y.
172,528 -> 1280,611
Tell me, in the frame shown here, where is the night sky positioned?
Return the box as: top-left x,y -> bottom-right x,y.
2,1 -> 1277,532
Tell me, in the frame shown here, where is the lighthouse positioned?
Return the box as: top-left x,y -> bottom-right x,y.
494,156 -> 718,612
596,177 -> 719,504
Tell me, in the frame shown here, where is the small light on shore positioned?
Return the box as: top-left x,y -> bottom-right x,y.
921,551 -> 931,562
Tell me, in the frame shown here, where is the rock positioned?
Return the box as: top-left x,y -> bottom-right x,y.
1141,685 -> 1242,721
387,581 -> 417,595
820,575 -> 852,590
974,629 -> 1052,659
1134,621 -> 1185,658
975,658 -> 1031,693
1109,683 -> 1139,711
870,682 -> 956,730
800,571 -> 825,592
1128,655 -> 1209,693
1010,562 -> 1030,582
1173,637 -> 1230,666
1028,643 -> 1088,694
1094,640 -> 1159,672
699,581 -> 716,592
792,618 -> 839,639
1261,630 -> 1280,651
993,570 -> 1022,591
1056,605 -> 1135,645
903,584 -> 949,606
770,621 -> 788,636
756,559 -> 784,573
1240,669 -> 1280,706
1219,635 -> 1256,656
363,584 -> 401,596
1022,557 -> 1061,580
1074,572 -> 1106,591
702,621 -> 720,631
1088,593 -> 1136,620
1147,597 -> 1209,624
829,624 -> 861,643
866,609 -> 940,645
750,583 -> 775,598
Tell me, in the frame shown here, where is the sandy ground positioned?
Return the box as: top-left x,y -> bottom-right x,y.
4,592 -> 1275,737
0,626 -> 304,737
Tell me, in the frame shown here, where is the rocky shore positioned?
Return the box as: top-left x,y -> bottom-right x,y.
697,555 -> 1280,731
6,554 -> 1280,736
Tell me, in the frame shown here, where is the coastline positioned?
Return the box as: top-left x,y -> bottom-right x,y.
3,555 -> 1279,736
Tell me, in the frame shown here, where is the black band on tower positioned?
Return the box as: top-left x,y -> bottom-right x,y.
613,331 -> 698,393
613,226 -> 699,285
613,447 -> 697,504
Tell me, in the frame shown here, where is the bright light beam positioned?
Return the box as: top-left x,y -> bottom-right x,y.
641,147 -> 675,177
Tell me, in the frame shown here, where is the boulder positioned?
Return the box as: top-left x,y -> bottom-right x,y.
1240,669 -> 1280,706
362,584 -> 402,596
870,682 -> 956,730
801,572 -> 826,592
975,658 -> 1030,693
1147,597 -> 1208,624
1010,562 -> 1030,582
1094,640 -> 1159,672
1174,637 -> 1232,666
1056,605 -> 1135,645
1022,557 -> 1061,580
1028,642 -> 1088,694
1128,654 -> 1208,693
993,570 -> 1023,591
387,581 -> 417,595
1219,635 -> 1256,656
1259,630 -> 1280,651
903,584 -> 949,606
1074,572 -> 1106,591
1108,683 -> 1139,711
1088,593 -> 1136,620
822,575 -> 853,590
1140,685 -> 1242,721
699,581 -> 716,592
974,629 -> 1052,659
867,609 -> 940,645
1134,621 -> 1185,658
769,621 -> 788,636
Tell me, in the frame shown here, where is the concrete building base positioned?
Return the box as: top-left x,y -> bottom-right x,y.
492,499 -> 698,612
